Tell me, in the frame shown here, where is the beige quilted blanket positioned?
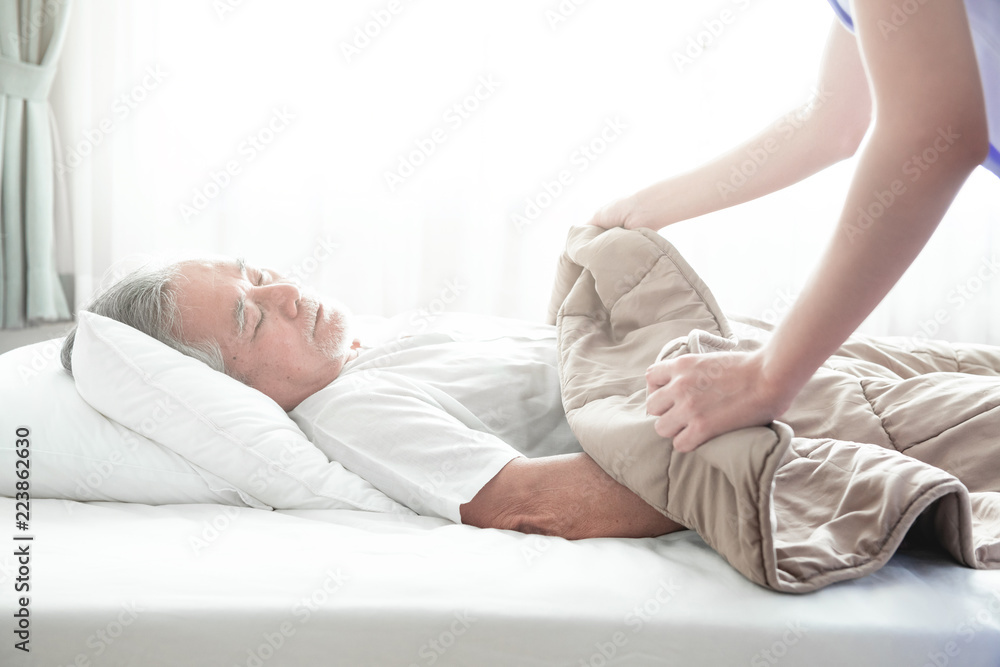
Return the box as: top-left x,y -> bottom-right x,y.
548,225 -> 1000,593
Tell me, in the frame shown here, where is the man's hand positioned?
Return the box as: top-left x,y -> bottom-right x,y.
644,350 -> 793,452
460,453 -> 684,539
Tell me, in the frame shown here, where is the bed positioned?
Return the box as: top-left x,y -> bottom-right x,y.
3,328 -> 1000,667
2,498 -> 1000,667
3,233 -> 1000,666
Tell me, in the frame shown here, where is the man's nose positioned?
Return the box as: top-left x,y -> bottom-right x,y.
259,282 -> 301,318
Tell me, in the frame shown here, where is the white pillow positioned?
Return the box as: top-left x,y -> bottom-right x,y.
0,337 -> 250,505
71,310 -> 410,513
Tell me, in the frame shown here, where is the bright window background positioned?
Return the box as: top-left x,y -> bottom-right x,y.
52,0 -> 1000,344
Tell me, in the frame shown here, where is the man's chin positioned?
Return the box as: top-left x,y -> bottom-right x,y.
316,301 -> 353,360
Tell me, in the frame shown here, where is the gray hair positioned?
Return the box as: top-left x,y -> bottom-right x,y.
60,262 -> 243,383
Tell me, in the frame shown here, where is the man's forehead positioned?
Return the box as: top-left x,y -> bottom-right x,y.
179,255 -> 241,271
176,256 -> 243,284
172,257 -> 246,341
172,257 -> 245,311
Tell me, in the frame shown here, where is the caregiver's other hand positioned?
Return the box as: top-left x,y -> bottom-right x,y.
587,193 -> 662,231
644,350 -> 792,453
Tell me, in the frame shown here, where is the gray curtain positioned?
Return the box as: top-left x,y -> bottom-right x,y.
0,0 -> 73,328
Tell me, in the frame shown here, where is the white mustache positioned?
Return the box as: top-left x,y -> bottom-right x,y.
298,293 -> 352,354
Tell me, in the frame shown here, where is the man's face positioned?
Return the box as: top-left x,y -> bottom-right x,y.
172,257 -> 354,411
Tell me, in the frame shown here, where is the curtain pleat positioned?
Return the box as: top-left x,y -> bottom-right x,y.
1,98 -> 25,327
0,0 -> 73,328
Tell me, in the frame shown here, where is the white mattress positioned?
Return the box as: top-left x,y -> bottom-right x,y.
2,498 -> 1000,666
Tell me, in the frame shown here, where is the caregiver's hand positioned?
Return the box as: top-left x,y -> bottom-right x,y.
644,350 -> 795,453
587,193 -> 663,231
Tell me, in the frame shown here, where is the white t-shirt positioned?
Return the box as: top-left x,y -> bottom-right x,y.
290,313 -> 582,523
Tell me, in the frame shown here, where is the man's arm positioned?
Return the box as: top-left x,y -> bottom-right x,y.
460,453 -> 685,539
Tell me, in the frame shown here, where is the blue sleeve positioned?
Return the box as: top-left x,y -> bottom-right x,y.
825,0 -> 855,31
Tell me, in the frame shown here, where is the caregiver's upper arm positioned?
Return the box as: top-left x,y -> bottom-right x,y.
853,0 -> 987,141
814,20 -> 872,158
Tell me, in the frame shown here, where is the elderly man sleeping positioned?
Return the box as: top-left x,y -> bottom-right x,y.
59,247 -> 686,541
60,226 -> 1000,593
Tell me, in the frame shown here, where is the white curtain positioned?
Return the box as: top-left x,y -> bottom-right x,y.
50,0 -> 1000,343
0,0 -> 73,327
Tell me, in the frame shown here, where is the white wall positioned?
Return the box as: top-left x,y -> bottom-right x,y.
48,0 -> 1000,344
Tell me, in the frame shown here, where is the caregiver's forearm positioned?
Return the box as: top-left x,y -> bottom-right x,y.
632,22 -> 869,229
758,126 -> 986,405
635,107 -> 844,227
756,0 -> 989,403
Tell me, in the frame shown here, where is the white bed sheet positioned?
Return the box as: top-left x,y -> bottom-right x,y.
2,498 -> 999,667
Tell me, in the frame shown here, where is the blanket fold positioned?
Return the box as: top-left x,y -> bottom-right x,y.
549,225 -> 1000,593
